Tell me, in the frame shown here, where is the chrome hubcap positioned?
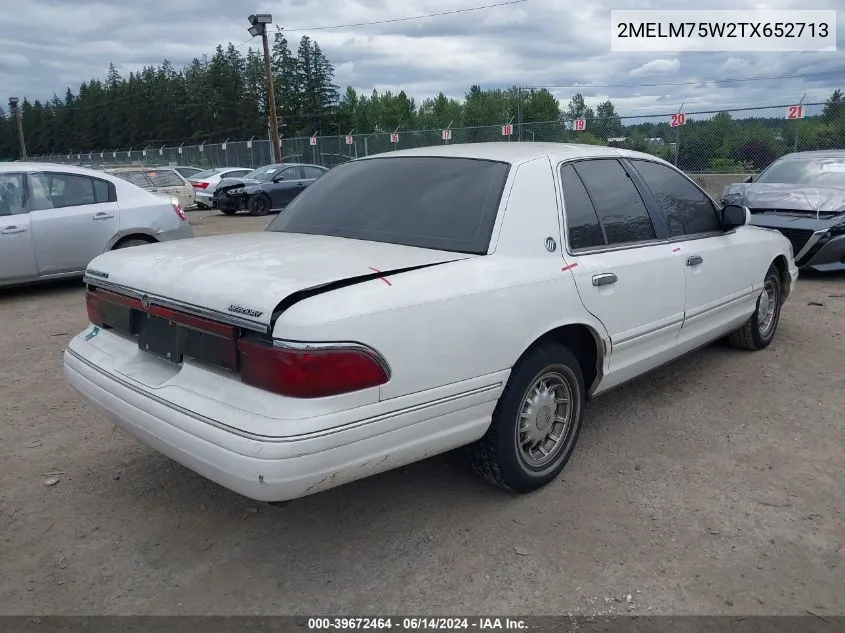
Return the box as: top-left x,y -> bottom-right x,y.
516,370 -> 574,469
758,278 -> 777,336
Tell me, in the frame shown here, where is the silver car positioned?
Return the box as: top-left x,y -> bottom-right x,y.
188,167 -> 253,209
0,163 -> 194,288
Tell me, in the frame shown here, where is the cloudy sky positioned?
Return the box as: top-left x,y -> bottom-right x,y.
1,0 -> 843,117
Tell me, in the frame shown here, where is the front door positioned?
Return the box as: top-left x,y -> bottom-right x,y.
266,166 -> 305,209
625,159 -> 756,349
558,159 -> 685,393
27,171 -> 120,275
0,171 -> 38,282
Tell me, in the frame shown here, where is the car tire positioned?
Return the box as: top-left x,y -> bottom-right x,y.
114,238 -> 151,249
728,263 -> 783,351
248,194 -> 271,216
468,343 -> 585,493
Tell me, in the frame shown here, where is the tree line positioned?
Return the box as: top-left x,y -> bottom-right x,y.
0,29 -> 842,172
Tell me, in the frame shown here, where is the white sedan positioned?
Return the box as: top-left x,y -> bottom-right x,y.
63,143 -> 798,503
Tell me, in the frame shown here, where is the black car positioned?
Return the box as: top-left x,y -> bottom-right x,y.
213,163 -> 329,216
722,150 -> 845,272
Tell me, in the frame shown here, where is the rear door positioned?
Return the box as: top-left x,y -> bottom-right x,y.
28,171 -> 120,275
626,158 -> 756,346
0,171 -> 38,282
559,158 -> 685,391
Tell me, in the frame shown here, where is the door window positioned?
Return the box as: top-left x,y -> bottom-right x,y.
0,173 -> 26,216
568,159 -> 657,246
302,166 -> 326,179
275,167 -> 302,181
560,164 -> 605,250
28,173 -> 107,210
629,159 -> 721,236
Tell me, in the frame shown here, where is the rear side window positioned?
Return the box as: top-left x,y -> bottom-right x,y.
29,173 -> 101,209
267,156 -> 510,255
0,173 -> 26,215
147,170 -> 185,187
226,170 -> 251,179
92,178 -> 114,203
572,159 -> 656,245
561,164 -> 605,250
302,166 -> 326,179
276,167 -> 302,180
630,159 -> 721,236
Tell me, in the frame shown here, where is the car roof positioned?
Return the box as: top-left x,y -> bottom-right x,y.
0,162 -> 115,176
777,150 -> 845,160
355,142 -> 665,166
104,165 -> 179,172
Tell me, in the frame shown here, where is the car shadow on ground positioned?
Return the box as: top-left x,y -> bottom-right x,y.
0,278 -> 84,300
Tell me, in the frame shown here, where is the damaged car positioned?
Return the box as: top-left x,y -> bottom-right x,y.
722,150 -> 845,272
213,163 -> 328,216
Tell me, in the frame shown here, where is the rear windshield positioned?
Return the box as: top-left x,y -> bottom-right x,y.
265,156 -> 510,254
191,168 -> 220,180
111,171 -> 153,188
756,157 -> 845,187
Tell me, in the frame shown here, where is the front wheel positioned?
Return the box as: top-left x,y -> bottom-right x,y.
247,194 -> 271,216
728,263 -> 783,350
468,343 -> 585,493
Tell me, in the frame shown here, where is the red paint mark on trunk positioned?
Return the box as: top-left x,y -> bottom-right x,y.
672,247 -> 681,252
369,267 -> 393,286
561,262 -> 579,272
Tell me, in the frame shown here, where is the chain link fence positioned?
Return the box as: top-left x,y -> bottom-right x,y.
27,102 -> 842,181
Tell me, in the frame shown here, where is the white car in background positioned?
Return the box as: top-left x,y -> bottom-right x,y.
188,167 -> 253,209
64,143 -> 796,503
0,163 -> 193,288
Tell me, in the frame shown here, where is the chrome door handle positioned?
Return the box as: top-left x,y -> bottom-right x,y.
686,255 -> 703,267
0,226 -> 26,235
93,212 -> 115,220
592,273 -> 618,287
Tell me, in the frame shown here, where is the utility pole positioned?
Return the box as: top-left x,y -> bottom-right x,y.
248,14 -> 282,163
9,97 -> 27,160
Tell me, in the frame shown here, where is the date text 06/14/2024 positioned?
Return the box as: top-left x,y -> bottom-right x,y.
306,617 -> 528,630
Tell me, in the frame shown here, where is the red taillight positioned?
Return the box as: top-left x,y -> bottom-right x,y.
85,291 -> 104,326
171,201 -> 186,221
192,181 -> 209,189
238,340 -> 390,398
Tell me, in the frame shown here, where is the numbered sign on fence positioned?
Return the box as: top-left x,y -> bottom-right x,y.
390,133 -> 399,143
502,124 -> 513,136
574,118 -> 587,131
442,129 -> 452,141
221,142 -> 227,151
142,150 -> 146,157
127,150 -> 131,157
178,147 -> 183,154
199,145 -> 204,153
345,135 -> 354,145
786,105 -> 805,120
112,152 -> 117,158
670,112 -> 686,127
159,149 -> 163,156
310,136 -> 318,146
246,140 -> 252,149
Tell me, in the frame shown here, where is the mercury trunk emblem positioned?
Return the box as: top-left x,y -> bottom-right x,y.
141,295 -> 151,310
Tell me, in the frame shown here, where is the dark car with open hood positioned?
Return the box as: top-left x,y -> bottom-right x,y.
212,163 -> 328,217
722,150 -> 845,272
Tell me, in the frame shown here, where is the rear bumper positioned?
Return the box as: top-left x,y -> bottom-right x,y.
63,341 -> 499,503
194,190 -> 214,206
158,221 -> 194,242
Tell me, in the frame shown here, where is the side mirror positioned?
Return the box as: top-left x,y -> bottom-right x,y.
722,204 -> 748,230
743,175 -> 753,183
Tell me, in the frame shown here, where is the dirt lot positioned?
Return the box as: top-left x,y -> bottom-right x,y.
1,211 -> 843,616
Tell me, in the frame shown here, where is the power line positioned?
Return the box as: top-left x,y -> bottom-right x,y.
527,70 -> 845,90
284,0 -> 528,32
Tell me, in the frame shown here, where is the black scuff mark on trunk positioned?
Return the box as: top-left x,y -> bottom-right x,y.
268,260 -> 464,328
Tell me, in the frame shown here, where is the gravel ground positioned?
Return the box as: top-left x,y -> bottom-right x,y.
1,212 -> 843,616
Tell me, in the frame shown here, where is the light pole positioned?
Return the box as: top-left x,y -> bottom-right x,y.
248,13 -> 282,163
9,97 -> 27,160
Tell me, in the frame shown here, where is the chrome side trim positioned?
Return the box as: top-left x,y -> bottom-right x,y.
614,316 -> 684,346
793,230 -> 827,263
66,346 -> 501,444
84,276 -> 269,333
683,290 -> 753,323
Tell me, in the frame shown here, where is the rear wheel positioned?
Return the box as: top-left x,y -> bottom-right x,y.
468,343 -> 585,493
248,194 -> 271,216
728,263 -> 783,350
